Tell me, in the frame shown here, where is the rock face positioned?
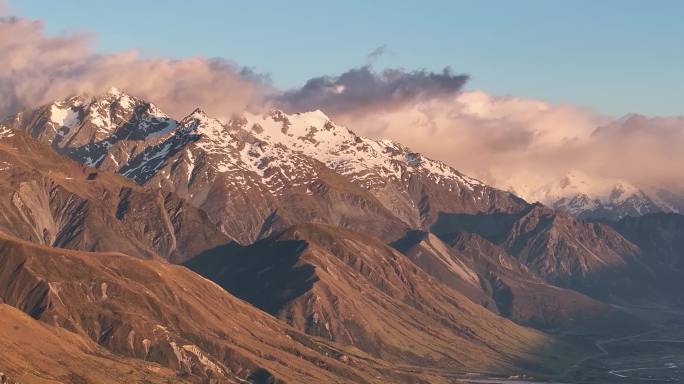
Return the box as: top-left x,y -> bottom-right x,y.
0,128 -> 228,262
0,233 -> 465,384
185,223 -> 581,375
2,90 -> 525,244
432,204 -> 638,282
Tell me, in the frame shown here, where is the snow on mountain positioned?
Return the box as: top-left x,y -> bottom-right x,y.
1,89 -> 525,241
505,170 -> 677,220
238,109 -> 485,193
8,89 -> 493,200
4,94 -> 682,226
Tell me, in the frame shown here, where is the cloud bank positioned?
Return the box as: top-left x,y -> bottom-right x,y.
281,67 -> 683,190
0,16 -> 270,120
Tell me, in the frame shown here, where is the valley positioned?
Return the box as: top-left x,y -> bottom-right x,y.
565,307 -> 684,384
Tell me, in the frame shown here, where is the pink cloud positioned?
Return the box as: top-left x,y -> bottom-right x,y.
0,16 -> 271,120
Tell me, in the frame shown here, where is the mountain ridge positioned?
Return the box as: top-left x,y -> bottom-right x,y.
1,89 -> 527,244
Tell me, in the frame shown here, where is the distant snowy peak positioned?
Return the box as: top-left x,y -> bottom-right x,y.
506,171 -> 677,220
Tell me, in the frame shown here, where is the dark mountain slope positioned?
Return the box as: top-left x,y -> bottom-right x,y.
611,213 -> 684,306
390,230 -> 641,333
431,204 -> 662,304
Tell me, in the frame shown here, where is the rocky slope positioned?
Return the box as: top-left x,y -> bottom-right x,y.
390,230 -> 641,333
0,304 -> 180,384
0,232 -> 468,384
430,204 -> 655,304
613,213 -> 684,268
185,223 -> 583,376
611,213 -> 684,305
2,89 -> 525,243
0,127 -> 228,262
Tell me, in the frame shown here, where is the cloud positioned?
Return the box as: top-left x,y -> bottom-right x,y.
0,16 -> 271,120
324,88 -> 684,191
277,65 -> 468,116
586,115 -> 684,186
276,62 -> 684,192
0,0 -> 10,15
366,44 -> 387,63
325,90 -> 601,181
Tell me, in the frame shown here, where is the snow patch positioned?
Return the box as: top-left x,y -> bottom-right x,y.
50,104 -> 80,128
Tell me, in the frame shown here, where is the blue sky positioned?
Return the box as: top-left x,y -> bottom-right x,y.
11,0 -> 684,116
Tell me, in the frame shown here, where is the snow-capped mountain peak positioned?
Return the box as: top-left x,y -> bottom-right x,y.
505,170 -> 678,220
233,109 -> 485,192
2,91 -> 525,239
106,86 -> 123,96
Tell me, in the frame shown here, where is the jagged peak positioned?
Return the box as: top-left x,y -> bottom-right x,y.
180,108 -> 220,126
106,86 -> 123,97
86,86 -> 137,103
190,107 -> 208,118
179,108 -> 226,139
46,87 -> 141,110
266,108 -> 332,122
295,109 -> 331,121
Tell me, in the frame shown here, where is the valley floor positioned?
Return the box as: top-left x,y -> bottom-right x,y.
563,306 -> 684,383
434,307 -> 684,384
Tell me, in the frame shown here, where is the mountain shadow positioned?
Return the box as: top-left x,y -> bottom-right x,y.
184,238 -> 318,314
390,229 -> 644,335
186,223 -> 589,377
431,206 -> 684,308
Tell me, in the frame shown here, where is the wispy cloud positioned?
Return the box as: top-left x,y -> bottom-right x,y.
365,44 -> 387,63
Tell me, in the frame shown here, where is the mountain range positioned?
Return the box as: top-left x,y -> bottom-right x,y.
0,89 -> 683,383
